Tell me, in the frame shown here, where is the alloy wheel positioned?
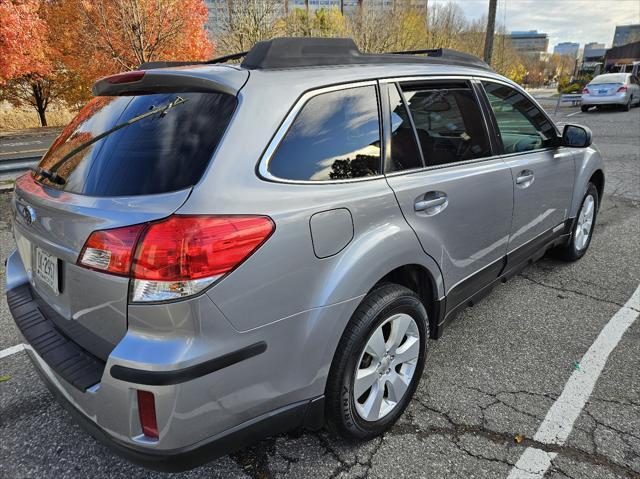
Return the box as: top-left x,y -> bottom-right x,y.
353,313 -> 420,421
574,194 -> 595,251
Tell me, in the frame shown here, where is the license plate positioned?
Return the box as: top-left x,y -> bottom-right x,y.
35,247 -> 59,294
598,89 -> 607,95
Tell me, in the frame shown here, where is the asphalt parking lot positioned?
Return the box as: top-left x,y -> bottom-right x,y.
1,104 -> 639,479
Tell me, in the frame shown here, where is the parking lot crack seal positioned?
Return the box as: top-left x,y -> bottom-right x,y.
519,274 -> 639,311
405,399 -> 639,478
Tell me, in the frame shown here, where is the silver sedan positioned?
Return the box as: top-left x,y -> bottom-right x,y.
582,73 -> 640,111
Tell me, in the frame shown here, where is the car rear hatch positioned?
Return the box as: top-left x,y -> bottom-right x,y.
10,66 -> 245,364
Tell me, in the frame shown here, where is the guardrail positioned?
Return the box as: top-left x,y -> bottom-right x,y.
554,93 -> 582,114
0,156 -> 41,177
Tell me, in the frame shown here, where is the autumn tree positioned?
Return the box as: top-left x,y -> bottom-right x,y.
76,0 -> 213,76
0,0 -> 49,83
0,0 -> 54,125
1,0 -> 213,127
211,0 -> 284,54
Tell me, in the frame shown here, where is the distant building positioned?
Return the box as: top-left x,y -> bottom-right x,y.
509,30 -> 549,57
612,24 -> 640,47
204,0 -> 428,32
581,42 -> 607,75
583,42 -> 607,61
605,41 -> 640,73
553,42 -> 579,57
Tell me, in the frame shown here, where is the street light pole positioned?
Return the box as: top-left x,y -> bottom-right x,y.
483,0 -> 497,64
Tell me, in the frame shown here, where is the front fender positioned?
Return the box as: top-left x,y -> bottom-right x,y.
570,146 -> 605,217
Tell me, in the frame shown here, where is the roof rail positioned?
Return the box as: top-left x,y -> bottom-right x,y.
139,38 -> 491,72
389,48 -> 489,67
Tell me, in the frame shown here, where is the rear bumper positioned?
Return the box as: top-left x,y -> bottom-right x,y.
5,246 -> 341,469
582,93 -> 629,106
27,344 -> 323,471
7,279 -> 324,471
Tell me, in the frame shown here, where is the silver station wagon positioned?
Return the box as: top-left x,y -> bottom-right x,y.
6,38 -> 604,471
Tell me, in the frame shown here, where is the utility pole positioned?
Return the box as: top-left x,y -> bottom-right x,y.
483,0 -> 497,64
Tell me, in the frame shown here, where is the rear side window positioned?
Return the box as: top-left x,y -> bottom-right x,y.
482,81 -> 557,153
400,82 -> 491,167
267,86 -> 381,181
36,92 -> 236,196
387,84 -> 423,173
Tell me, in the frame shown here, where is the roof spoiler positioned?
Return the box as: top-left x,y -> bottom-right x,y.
92,70 -> 240,97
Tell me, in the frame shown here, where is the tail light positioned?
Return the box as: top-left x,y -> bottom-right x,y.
617,85 -> 627,93
78,215 -> 274,302
137,390 -> 158,439
582,87 -> 590,94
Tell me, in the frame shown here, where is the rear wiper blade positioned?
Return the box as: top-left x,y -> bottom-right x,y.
29,166 -> 65,185
34,96 -> 188,185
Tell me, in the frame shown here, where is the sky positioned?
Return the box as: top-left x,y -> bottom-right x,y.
431,0 -> 640,51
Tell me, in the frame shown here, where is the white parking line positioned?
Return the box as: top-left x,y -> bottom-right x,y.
507,284 -> 640,478
566,110 -> 582,118
0,343 -> 25,359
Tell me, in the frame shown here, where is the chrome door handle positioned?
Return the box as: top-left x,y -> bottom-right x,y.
516,170 -> 534,187
516,174 -> 533,184
415,195 -> 447,212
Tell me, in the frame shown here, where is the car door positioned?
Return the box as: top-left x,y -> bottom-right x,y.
382,80 -> 513,313
479,80 -> 574,267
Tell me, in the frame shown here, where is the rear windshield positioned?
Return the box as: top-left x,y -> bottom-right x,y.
35,92 -> 236,196
590,74 -> 627,84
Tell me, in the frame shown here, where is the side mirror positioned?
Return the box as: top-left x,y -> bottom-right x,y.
562,124 -> 592,148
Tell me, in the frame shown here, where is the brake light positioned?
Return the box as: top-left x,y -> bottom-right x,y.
78,215 -> 274,302
617,85 -> 627,93
582,87 -> 590,94
79,225 -> 144,275
105,71 -> 145,84
137,390 -> 158,439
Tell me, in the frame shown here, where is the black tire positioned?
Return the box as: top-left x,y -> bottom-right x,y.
581,105 -> 589,113
553,182 -> 599,262
623,98 -> 631,111
325,283 -> 428,440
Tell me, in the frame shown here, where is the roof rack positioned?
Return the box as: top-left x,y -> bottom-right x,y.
139,37 -> 491,72
240,38 -> 492,71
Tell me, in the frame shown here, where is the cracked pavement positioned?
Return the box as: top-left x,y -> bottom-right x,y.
1,106 -> 639,478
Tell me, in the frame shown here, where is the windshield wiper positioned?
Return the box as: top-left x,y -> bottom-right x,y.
32,96 -> 188,185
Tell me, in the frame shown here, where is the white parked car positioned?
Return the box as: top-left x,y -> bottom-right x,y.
582,73 -> 640,111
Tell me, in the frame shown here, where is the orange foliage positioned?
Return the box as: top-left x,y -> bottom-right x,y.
65,0 -> 214,80
0,0 -> 50,83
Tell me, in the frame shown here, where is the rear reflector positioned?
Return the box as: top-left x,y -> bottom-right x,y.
105,71 -> 145,84
137,390 -> 159,439
582,87 -> 590,94
77,215 -> 274,302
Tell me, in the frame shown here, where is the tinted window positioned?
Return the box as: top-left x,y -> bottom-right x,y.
268,86 -> 381,181
387,84 -> 423,172
591,73 -> 627,84
400,82 -> 491,167
36,92 -> 236,196
482,82 -> 557,154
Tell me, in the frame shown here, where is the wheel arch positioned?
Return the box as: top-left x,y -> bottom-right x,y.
371,264 -> 443,339
570,147 -> 605,218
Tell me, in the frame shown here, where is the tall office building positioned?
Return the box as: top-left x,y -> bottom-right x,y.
508,30 -> 549,57
612,24 -> 640,47
204,0 -> 428,32
553,42 -> 579,58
